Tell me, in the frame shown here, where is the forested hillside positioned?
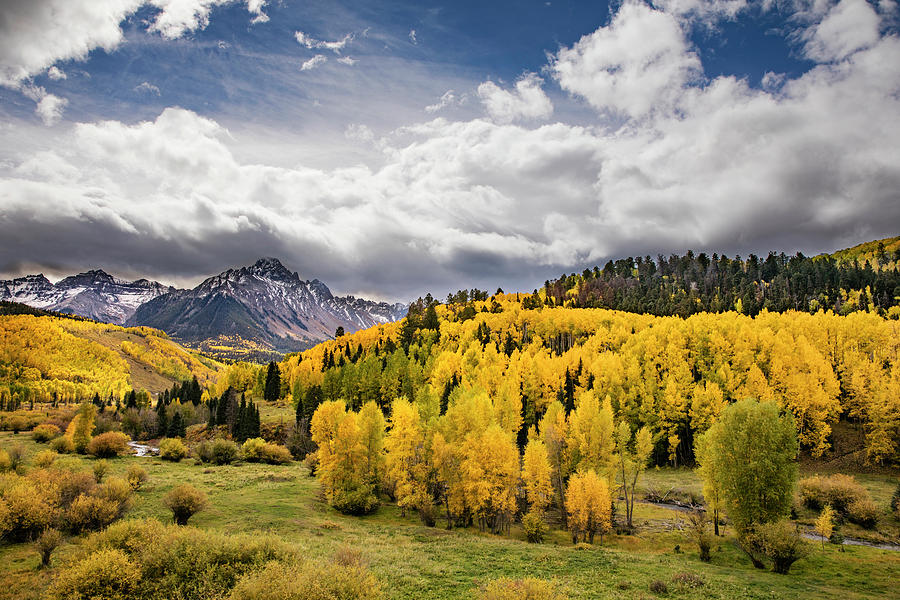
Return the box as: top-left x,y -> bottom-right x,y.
533,238 -> 900,318
284,295 -> 900,467
0,312 -> 221,407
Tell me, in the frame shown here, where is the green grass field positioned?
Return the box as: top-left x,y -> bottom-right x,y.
1,431 -> 898,599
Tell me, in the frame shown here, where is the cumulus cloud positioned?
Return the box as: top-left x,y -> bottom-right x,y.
34,94 -> 68,125
551,2 -> 701,119
802,0 -> 882,62
337,56 -> 358,66
0,0 -> 268,86
300,55 -> 327,71
46,66 -> 67,80
477,74 -> 553,123
1,1 -> 899,298
294,31 -> 353,53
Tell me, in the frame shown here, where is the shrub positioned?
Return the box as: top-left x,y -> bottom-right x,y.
0,449 -> 10,472
46,548 -> 139,600
7,444 -> 26,471
87,432 -> 131,458
126,464 -> 148,490
164,484 -> 208,525
847,498 -> 879,529
302,450 -> 318,476
331,483 -> 379,516
197,438 -> 240,465
649,580 -> 668,594
0,477 -> 58,541
96,477 -> 133,517
67,494 -> 119,533
32,423 -> 61,443
6,415 -> 28,434
799,474 -> 869,514
685,511 -> 713,562
231,558 -> 382,600
160,438 -> 188,462
671,572 -> 704,589
523,510 -> 548,543
56,471 -> 97,507
93,459 -> 109,483
50,435 -> 75,454
479,577 -> 566,600
242,438 -> 292,465
33,450 -> 58,469
755,520 -> 810,574
891,481 -> 900,516
36,528 -> 63,567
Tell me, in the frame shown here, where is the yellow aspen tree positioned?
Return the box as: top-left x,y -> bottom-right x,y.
566,391 -> 615,475
384,398 -> 426,515
460,423 -> 519,534
565,469 -> 612,544
615,422 -> 653,529
815,504 -> 835,549
521,438 -> 553,512
540,400 -> 570,527
694,431 -> 724,536
357,401 -> 386,490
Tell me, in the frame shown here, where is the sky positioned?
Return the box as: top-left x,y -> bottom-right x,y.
0,0 -> 899,302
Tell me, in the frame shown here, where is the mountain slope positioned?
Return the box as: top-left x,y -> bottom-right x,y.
829,235 -> 900,268
0,270 -> 175,324
0,309 -> 221,401
129,258 -> 407,352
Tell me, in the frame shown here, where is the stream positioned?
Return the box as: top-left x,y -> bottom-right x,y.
640,500 -> 900,551
128,441 -> 158,457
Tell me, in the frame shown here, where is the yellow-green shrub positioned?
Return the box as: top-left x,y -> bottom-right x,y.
242,438 -> 292,465
847,498 -> 879,529
87,432 -> 131,458
479,577 -> 568,600
799,474 -> 869,514
67,494 -> 119,533
0,449 -> 10,472
32,423 -> 61,443
163,484 -> 208,525
159,438 -> 187,462
0,477 -> 59,541
96,477 -> 133,517
46,548 -> 140,600
228,559 -> 381,600
126,464 -> 148,490
50,435 -> 75,454
33,450 -> 58,469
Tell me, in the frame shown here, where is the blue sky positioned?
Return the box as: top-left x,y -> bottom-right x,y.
0,0 -> 899,300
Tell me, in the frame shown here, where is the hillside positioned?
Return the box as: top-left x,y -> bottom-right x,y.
0,310 -> 221,405
284,294 -> 900,466
530,235 -> 900,318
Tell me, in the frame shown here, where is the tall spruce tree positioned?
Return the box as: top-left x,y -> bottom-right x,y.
264,362 -> 281,402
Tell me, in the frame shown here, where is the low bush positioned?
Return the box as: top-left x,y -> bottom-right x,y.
50,436 -> 75,454
33,449 -> 58,469
93,459 -> 109,483
302,450 -> 318,476
477,577 -> 566,600
96,477 -> 133,517
87,432 -> 131,458
0,476 -> 58,541
36,528 -> 63,567
241,438 -> 292,465
67,494 -> 120,533
126,465 -> 148,491
523,510 -> 548,543
32,423 -> 62,443
799,474 -> 870,514
892,481 -> 900,519
56,471 -> 97,507
0,449 -> 10,472
331,483 -> 379,516
4,415 -> 29,434
163,484 -> 208,525
847,498 -> 878,529
6,445 -> 26,471
671,572 -> 705,589
46,548 -> 140,600
229,559 -> 381,600
159,438 -> 188,462
197,438 -> 240,465
649,580 -> 668,594
754,520 -> 810,574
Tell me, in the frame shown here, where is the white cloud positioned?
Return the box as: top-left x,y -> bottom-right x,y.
47,66 -> 67,80
425,90 -> 464,113
803,0 -> 882,62
551,1 -> 701,119
337,56 -> 358,66
477,74 -> 553,123
35,94 -> 69,126
300,55 -> 328,71
409,29 -> 418,44
134,81 -> 161,95
651,0 -> 749,23
294,31 -> 354,54
0,0 -> 269,86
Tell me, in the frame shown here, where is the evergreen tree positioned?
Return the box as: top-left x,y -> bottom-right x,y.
167,411 -> 184,439
264,361 -> 281,402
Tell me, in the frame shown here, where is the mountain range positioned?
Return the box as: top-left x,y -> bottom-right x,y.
0,258 -> 407,353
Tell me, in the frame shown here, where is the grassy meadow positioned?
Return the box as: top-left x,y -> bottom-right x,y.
1,431 -> 898,600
